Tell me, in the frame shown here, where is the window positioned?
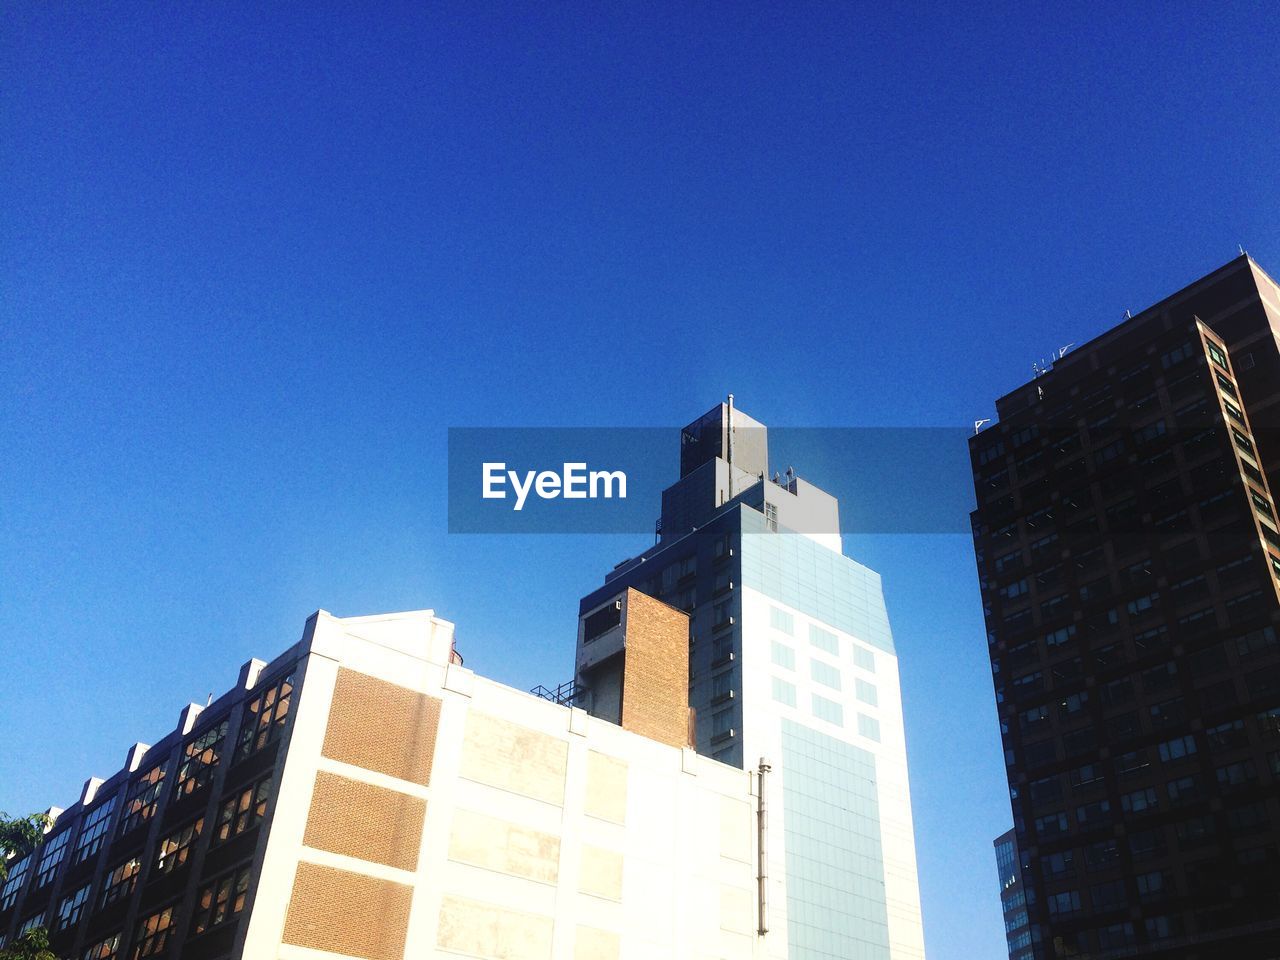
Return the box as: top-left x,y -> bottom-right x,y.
17,913 -> 45,936
35,826 -> 73,887
119,764 -> 166,835
770,641 -> 795,670
101,857 -> 142,907
771,677 -> 797,708
236,671 -> 295,760
851,644 -> 875,672
133,905 -> 177,958
0,853 -> 31,909
1206,719 -> 1247,750
711,670 -> 735,704
73,795 -> 118,864
1216,760 -> 1257,789
812,694 -> 843,726
712,600 -> 734,630
1121,793 -> 1162,814
1044,625 -> 1076,648
214,778 -> 271,844
810,660 -> 841,690
1215,371 -> 1239,398
191,866 -> 251,936
712,632 -> 734,665
1029,774 -> 1062,804
81,934 -> 121,960
1148,698 -> 1185,729
1035,812 -> 1069,837
769,606 -> 794,635
1166,774 -> 1201,805
1042,849 -> 1073,878
155,818 -> 203,875
1176,815 -> 1216,848
1134,419 -> 1167,445
1058,691 -> 1087,720
808,623 -> 838,655
977,441 -> 1005,465
764,502 -> 778,531
854,678 -> 877,706
1070,763 -> 1104,788
857,713 -> 880,741
711,709 -> 734,742
1158,735 -> 1197,763
1136,869 -> 1172,902
176,720 -> 228,797
1047,890 -> 1081,917
56,884 -> 90,931
1076,799 -> 1111,828
1129,827 -> 1166,860
1085,838 -> 1120,871
1206,340 -> 1229,370
1091,879 -> 1127,912
1115,749 -> 1150,777
1001,578 -> 1030,600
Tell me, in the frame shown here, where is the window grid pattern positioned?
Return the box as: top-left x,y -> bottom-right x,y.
236,673 -> 295,760
155,818 -> 203,875
742,509 -> 895,653
133,905 -> 176,958
100,857 -> 142,908
56,883 -> 91,930
81,933 -> 121,960
176,720 -> 228,796
215,778 -> 271,844
35,827 -> 73,887
72,796 -> 118,865
191,865 -> 251,936
781,719 -> 890,960
118,765 -> 166,835
1,854 -> 32,909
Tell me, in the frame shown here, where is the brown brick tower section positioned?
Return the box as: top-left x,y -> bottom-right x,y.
619,588 -> 691,749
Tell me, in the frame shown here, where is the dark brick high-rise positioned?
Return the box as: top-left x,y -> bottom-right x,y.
971,254 -> 1280,959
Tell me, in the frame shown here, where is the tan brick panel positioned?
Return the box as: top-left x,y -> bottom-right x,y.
304,771 -> 426,871
322,667 -> 441,785
282,861 -> 413,960
620,589 -> 691,749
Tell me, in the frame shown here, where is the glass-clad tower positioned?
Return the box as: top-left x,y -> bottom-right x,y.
576,399 -> 926,960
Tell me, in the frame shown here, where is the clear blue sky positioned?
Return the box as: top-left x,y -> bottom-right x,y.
2,4 -> 1277,958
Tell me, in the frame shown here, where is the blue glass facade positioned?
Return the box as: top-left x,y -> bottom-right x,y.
781,719 -> 891,960
740,509 -> 895,653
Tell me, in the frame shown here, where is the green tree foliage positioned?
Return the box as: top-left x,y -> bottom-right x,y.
0,812 -> 56,960
0,927 -> 58,960
0,811 -> 51,884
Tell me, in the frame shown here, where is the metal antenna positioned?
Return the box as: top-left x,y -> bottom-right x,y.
975,419 -> 991,434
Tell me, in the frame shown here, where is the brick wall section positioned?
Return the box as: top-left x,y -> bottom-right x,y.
282,861 -> 412,960
321,667 -> 441,785
620,588 -> 691,749
303,771 -> 426,871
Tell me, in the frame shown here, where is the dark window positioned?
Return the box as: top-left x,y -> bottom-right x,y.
583,601 -> 622,642
55,883 -> 90,931
72,795 -> 118,865
119,764 -> 166,835
35,827 -> 73,887
176,720 -> 228,797
101,857 -> 142,907
155,818 -> 203,875
214,777 -> 271,844
237,672 -> 295,760
191,865 -> 251,936
133,905 -> 177,958
81,934 -> 122,960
